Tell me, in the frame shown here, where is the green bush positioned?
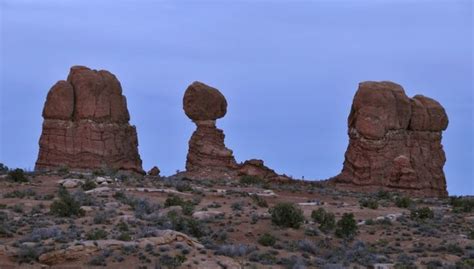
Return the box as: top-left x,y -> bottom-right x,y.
410,207 -> 434,220
450,196 -> 474,213
270,203 -> 304,229
395,196 -> 412,208
7,168 -> 28,182
86,229 -> 108,240
251,194 -> 268,208
239,175 -> 263,185
49,187 -> 84,217
258,233 -> 276,247
311,208 -> 335,232
359,198 -> 379,209
376,190 -> 392,200
81,179 -> 97,191
164,195 -> 195,215
335,213 -> 358,239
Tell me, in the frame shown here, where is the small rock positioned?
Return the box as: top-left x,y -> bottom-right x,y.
192,210 -> 224,220
148,166 -> 160,176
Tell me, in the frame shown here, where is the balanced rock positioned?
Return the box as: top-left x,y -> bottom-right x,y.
183,82 -> 239,180
333,81 -> 448,197
35,66 -> 144,174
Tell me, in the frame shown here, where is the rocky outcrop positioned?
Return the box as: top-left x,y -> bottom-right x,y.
239,159 -> 289,180
35,66 -> 144,174
183,82 -> 239,180
333,81 -> 448,197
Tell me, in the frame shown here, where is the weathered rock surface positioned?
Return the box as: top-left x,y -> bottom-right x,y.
35,66 -> 144,174
183,82 -> 239,180
239,159 -> 289,180
333,81 -> 448,197
183,81 -> 227,121
148,166 -> 160,176
38,230 -> 203,265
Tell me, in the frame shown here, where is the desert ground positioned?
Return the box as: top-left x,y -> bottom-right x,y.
0,167 -> 472,269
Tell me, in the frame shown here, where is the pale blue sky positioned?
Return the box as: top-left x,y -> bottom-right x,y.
0,0 -> 472,195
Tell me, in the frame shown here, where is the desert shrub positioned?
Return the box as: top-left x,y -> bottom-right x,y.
215,244 -> 257,257
395,196 -> 413,208
249,251 -> 278,265
335,213 -> 358,239
376,190 -> 392,200
8,168 -> 28,182
311,208 -> 336,232
164,195 -> 195,215
157,211 -> 210,238
450,196 -> 474,213
86,228 -> 108,240
359,198 -> 379,209
117,232 -> 132,241
88,250 -> 111,266
81,179 -> 97,191
410,207 -> 434,220
297,239 -> 317,254
468,230 -> 474,240
49,187 -> 84,217
258,233 -> 276,247
3,189 -> 36,199
0,163 -> 8,174
270,203 -> 304,229
231,201 -> 244,211
239,175 -> 263,185
251,194 -> 268,208
158,254 -> 186,269
93,210 -> 116,224
22,227 -> 62,242
16,245 -> 38,263
175,181 -> 193,192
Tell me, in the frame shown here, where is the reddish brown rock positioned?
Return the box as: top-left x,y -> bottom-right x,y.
148,166 -> 160,177
183,82 -> 238,180
35,66 -> 144,174
333,81 -> 448,197
239,159 -> 289,180
183,81 -> 227,121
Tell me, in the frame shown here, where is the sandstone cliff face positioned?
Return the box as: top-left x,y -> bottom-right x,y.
183,82 -> 239,180
35,66 -> 144,174
334,81 -> 448,197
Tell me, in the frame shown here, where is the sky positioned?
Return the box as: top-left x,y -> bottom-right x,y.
0,0 -> 472,195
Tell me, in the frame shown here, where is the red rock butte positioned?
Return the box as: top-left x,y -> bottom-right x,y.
35,66 -> 144,174
332,81 -> 449,197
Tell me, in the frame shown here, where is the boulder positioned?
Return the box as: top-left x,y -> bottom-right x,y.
334,81 -> 448,197
183,81 -> 227,121
35,66 -> 144,174
148,166 -> 160,176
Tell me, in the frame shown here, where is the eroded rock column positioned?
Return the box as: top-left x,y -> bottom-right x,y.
334,81 -> 448,197
35,66 -> 144,174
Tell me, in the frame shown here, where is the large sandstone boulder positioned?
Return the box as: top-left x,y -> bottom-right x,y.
334,81 -> 448,197
183,81 -> 227,121
35,66 -> 144,174
183,82 -> 239,180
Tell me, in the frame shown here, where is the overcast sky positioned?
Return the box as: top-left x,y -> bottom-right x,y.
0,0 -> 472,195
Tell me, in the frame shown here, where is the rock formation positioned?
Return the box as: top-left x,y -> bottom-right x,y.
183,81 -> 239,180
333,81 -> 448,197
35,66 -> 144,174
239,159 -> 289,181
182,81 -> 289,181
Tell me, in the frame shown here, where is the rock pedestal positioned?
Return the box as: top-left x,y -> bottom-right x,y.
183,82 -> 238,180
334,81 -> 448,197
35,66 -> 144,174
